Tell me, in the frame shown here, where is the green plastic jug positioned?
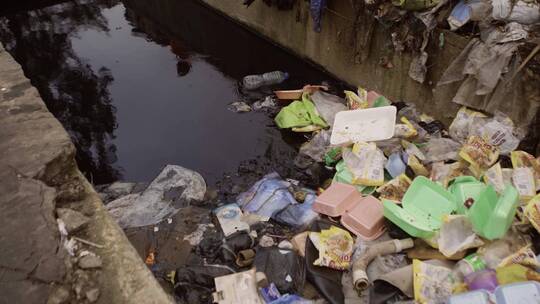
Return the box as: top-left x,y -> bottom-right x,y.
383,176 -> 457,238
467,185 -> 519,240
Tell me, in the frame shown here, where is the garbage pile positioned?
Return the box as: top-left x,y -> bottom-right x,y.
243,0 -> 540,128
185,80 -> 540,304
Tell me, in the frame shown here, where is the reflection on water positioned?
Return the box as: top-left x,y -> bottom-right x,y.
0,0 -> 342,185
0,0 -> 121,183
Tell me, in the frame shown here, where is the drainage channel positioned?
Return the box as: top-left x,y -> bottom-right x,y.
0,0 -> 345,188
0,0 -> 348,299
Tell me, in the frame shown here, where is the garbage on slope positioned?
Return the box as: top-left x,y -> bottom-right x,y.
107,75 -> 540,303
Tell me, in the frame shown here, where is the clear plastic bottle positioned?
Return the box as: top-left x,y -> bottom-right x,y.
242,71 -> 289,90
452,253 -> 487,280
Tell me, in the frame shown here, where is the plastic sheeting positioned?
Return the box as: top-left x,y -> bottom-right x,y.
236,172 -> 319,228
106,165 -> 206,228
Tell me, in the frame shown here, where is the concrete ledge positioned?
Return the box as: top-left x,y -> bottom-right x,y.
0,43 -> 173,303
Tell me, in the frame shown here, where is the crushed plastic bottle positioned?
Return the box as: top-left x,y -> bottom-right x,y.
242,71 -> 289,90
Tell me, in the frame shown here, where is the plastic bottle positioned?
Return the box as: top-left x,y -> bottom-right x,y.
452,253 -> 487,280
242,71 -> 289,90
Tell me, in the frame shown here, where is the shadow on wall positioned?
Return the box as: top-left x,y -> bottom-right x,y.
0,0 -> 121,184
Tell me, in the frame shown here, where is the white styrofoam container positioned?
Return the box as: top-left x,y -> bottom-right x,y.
330,106 -> 397,145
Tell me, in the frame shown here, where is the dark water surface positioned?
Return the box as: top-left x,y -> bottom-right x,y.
0,0 -> 342,186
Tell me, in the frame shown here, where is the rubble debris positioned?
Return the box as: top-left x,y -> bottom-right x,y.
78,253 -> 103,269
56,208 -> 90,234
228,101 -> 252,113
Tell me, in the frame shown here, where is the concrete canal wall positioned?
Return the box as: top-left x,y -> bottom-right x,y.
0,43 -> 173,304
125,0 -> 540,129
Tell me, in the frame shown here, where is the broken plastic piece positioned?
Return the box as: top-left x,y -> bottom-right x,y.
212,269 -> 266,304
214,204 -> 250,237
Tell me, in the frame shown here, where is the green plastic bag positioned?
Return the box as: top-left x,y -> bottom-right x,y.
372,96 -> 391,108
274,93 -> 328,129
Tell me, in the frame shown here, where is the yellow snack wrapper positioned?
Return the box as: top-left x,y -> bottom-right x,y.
512,150 -> 540,191
431,161 -> 473,188
413,259 -> 454,304
343,143 -> 385,186
401,140 -> 426,162
449,106 -> 487,143
499,244 -> 540,268
496,264 -> 540,285
376,174 -> 412,201
512,167 -> 536,202
408,154 -> 429,177
310,226 -> 353,270
483,162 -> 505,193
394,117 -> 418,139
524,194 -> 540,234
344,88 -> 368,110
459,135 -> 499,174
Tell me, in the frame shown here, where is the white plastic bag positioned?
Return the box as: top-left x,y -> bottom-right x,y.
449,107 -> 487,143
421,138 -> 462,163
310,91 -> 347,127
438,215 -> 484,257
470,111 -> 522,154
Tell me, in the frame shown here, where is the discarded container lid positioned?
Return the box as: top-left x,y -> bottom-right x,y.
448,176 -> 488,215
274,89 -> 303,100
448,290 -> 491,304
383,176 -> 456,238
341,196 -> 385,240
312,182 -> 362,217
468,184 -> 519,240
494,281 -> 540,304
330,106 -> 397,145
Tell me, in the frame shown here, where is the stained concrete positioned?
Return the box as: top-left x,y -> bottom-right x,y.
0,43 -> 173,303
197,0 -> 466,124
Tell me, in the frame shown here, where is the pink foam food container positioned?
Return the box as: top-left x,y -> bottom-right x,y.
312,182 -> 362,217
341,196 -> 386,240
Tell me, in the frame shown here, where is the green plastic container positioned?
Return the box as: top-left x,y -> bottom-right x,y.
383,176 -> 456,238
468,184 -> 519,240
448,176 -> 488,215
